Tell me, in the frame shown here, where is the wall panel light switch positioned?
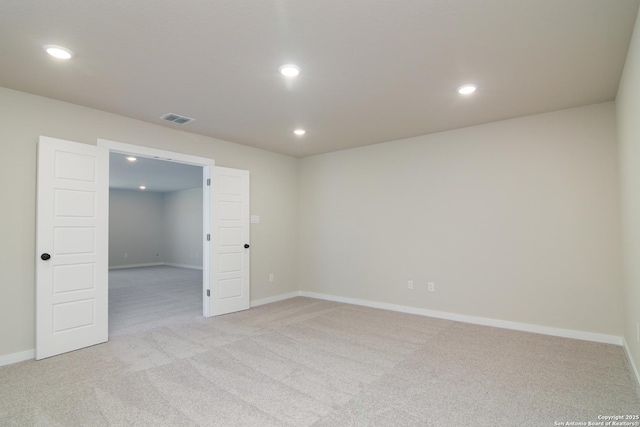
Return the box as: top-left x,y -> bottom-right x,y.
251,215 -> 260,223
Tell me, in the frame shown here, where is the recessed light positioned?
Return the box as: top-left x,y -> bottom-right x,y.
457,84 -> 477,95
293,129 -> 306,136
126,156 -> 137,162
139,186 -> 146,190
279,64 -> 301,77
44,45 -> 73,60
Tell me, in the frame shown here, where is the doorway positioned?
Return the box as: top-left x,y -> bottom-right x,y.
108,152 -> 204,335
36,136 -> 250,359
97,139 -> 215,317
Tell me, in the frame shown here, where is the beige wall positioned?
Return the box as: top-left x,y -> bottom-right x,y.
299,102 -> 623,336
616,7 -> 640,378
163,188 -> 203,269
109,189 -> 166,268
0,86 -> 630,359
109,188 -> 203,269
0,87 -> 299,358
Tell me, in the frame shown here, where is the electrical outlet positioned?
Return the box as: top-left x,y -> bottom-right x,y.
428,282 -> 435,292
408,280 -> 414,290
269,273 -> 274,283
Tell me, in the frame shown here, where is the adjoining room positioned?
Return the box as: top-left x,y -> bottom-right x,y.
108,152 -> 204,335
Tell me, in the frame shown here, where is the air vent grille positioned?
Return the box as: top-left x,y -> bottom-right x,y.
160,113 -> 195,125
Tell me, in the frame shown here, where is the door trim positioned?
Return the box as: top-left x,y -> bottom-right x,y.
97,139 -> 216,317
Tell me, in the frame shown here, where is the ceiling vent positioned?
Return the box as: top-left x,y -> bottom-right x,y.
160,113 -> 195,125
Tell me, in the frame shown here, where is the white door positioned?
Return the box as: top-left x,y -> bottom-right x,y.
209,167 -> 250,316
36,136 -> 109,360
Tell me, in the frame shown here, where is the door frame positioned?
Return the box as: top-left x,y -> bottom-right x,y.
97,139 -> 217,317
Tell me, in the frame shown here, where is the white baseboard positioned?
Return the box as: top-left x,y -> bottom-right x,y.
0,349 -> 34,367
251,291 -> 301,308
164,263 -> 203,270
109,263 -> 202,271
109,262 -> 165,270
299,291 -> 623,346
623,338 -> 640,388
1,292 -> 627,368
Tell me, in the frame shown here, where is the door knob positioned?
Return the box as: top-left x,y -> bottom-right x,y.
41,253 -> 51,261
244,244 -> 250,249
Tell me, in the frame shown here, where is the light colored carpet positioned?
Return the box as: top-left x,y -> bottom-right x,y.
109,266 -> 203,336
1,267 -> 638,426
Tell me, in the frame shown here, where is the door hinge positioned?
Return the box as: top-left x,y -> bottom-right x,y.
207,289 -> 210,297
207,234 -> 210,241
207,178 -> 211,186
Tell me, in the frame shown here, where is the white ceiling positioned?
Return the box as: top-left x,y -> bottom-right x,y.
1,0 -> 638,158
109,152 -> 202,193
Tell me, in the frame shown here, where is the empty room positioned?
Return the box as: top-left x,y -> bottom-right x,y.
1,1 -> 640,426
108,153 -> 206,336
